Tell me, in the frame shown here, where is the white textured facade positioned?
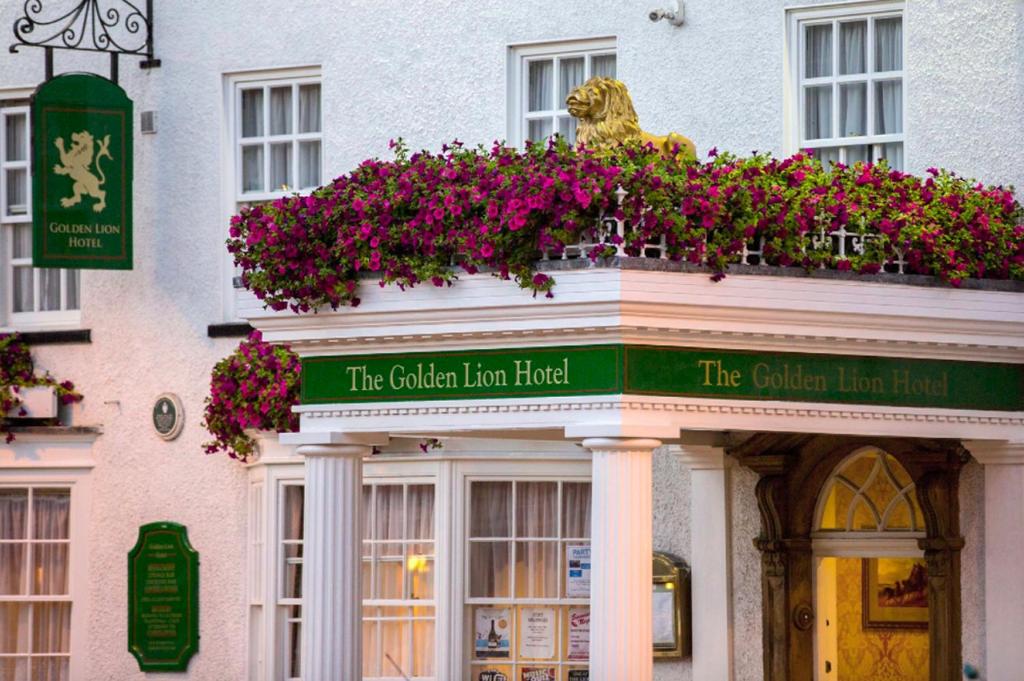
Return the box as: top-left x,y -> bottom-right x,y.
1,2 -> 1022,681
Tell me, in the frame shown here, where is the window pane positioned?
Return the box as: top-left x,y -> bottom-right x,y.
39,269 -> 61,312
845,144 -> 870,166
5,113 -> 27,161
558,116 -> 578,142
559,57 -> 585,104
0,490 -> 28,539
471,482 -> 511,537
283,543 -> 302,598
591,54 -> 616,78
298,141 -> 321,189
32,658 -> 68,681
65,270 -> 80,310
375,485 -> 404,541
381,620 -> 409,678
377,558 -> 403,599
269,142 -> 292,191
286,620 -> 301,678
0,659 -> 28,681
241,145 -> 264,192
5,168 -> 28,216
880,142 -> 903,170
299,84 -> 321,133
804,24 -> 832,78
811,146 -> 841,167
469,542 -> 510,597
12,224 -> 31,258
0,543 -> 25,594
516,482 -> 557,538
804,86 -> 832,139
32,543 -> 68,595
839,83 -> 867,137
0,603 -> 28,652
515,541 -> 557,598
562,483 -> 591,538
33,491 -> 69,540
528,60 -> 553,111
13,266 -> 33,313
31,603 -> 69,652
284,486 -> 303,540
412,619 -> 435,676
408,544 -> 433,600
270,86 -> 293,135
875,17 -> 902,71
875,80 -> 903,134
839,21 -> 866,74
240,89 -> 264,137
362,620 -> 379,677
407,485 -> 434,540
527,119 -> 553,144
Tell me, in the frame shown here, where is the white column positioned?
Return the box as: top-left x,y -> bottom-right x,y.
583,437 -> 661,681
676,445 -> 734,681
965,440 -> 1024,681
297,442 -> 371,681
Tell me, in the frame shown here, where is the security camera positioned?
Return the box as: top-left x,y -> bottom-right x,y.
649,2 -> 685,26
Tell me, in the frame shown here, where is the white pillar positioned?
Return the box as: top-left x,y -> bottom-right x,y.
965,440 -> 1024,681
583,437 -> 661,681
297,442 -> 371,681
676,445 -> 734,681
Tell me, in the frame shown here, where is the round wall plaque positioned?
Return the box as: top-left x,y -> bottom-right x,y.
152,393 -> 184,441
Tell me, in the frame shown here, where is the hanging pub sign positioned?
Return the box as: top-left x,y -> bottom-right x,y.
128,522 -> 199,671
32,73 -> 133,269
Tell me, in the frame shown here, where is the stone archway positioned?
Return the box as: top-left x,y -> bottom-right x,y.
728,434 -> 967,681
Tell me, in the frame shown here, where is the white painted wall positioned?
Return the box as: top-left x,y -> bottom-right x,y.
0,0 -> 1015,678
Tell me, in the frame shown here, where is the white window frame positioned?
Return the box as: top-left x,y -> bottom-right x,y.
248,444 -> 591,681
784,2 -> 906,167
221,66 -> 322,322
507,38 -> 617,149
0,460 -> 93,681
0,91 -> 82,332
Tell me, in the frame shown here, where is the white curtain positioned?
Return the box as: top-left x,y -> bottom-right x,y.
65,270 -> 80,311
840,21 -> 865,74
299,84 -> 321,133
269,87 -> 291,135
840,83 -> 866,137
515,482 -> 557,598
881,142 -> 904,171
39,269 -> 61,312
876,80 -> 903,134
805,86 -> 832,140
240,89 -> 262,137
0,490 -> 70,681
591,54 -> 616,79
468,481 -> 512,598
528,60 -> 553,112
875,17 -> 902,71
241,146 -> 263,193
299,141 -> 321,189
269,143 -> 291,191
805,24 -> 832,78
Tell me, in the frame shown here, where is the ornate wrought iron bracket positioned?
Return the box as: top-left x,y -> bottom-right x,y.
10,0 -> 161,83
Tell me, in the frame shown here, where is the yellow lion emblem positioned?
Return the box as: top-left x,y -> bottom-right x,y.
52,130 -> 112,213
566,77 -> 696,160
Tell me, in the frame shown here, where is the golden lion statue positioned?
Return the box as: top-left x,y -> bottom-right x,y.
53,130 -> 112,213
566,77 -> 695,160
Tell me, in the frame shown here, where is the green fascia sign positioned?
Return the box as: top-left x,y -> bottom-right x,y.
128,522 -> 199,672
301,344 -> 1024,412
32,73 -> 133,269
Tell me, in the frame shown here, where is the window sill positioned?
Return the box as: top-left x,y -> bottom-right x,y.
11,329 -> 91,345
208,322 -> 254,338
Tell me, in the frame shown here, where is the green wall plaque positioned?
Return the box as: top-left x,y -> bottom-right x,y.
32,73 -> 133,269
128,522 -> 199,672
301,344 -> 1024,412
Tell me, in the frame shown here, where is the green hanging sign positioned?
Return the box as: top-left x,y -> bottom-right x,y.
32,73 -> 133,269
128,522 -> 199,672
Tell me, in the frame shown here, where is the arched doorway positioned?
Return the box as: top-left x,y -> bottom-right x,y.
729,434 -> 967,681
812,448 -> 928,681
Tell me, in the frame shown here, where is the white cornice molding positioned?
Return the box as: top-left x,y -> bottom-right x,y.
963,440 -> 1024,465
672,444 -> 733,470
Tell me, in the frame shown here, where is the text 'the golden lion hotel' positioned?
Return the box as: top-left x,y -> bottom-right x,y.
1,2 -> 1023,681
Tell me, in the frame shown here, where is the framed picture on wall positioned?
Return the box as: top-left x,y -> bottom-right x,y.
862,557 -> 929,630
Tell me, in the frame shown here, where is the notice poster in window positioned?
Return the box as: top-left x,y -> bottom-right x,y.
475,607 -> 511,658
476,667 -> 511,681
520,667 -> 556,681
519,607 -> 556,659
567,670 -> 589,681
567,606 -> 590,661
566,546 -> 591,598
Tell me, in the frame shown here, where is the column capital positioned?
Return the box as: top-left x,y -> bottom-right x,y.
297,443 -> 373,458
963,440 -> 1024,465
581,437 -> 662,452
282,430 -> 388,449
673,444 -> 733,470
